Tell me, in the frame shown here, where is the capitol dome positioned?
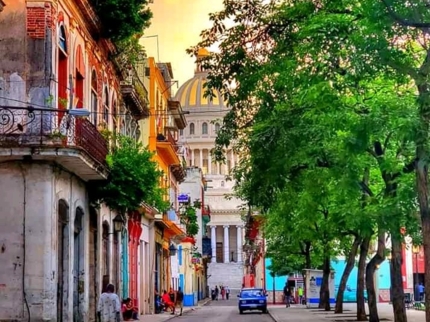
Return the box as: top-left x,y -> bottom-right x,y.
174,49 -> 227,109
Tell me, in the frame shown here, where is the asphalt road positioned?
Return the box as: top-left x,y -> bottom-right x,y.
174,298 -> 274,322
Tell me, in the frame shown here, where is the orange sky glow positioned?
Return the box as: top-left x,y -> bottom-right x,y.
141,0 -> 224,91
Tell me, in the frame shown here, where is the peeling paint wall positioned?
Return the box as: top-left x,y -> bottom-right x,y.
0,162 -> 94,321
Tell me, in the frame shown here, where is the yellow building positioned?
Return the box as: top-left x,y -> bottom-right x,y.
139,57 -> 187,296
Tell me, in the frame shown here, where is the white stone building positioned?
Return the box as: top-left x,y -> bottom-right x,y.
175,49 -> 244,291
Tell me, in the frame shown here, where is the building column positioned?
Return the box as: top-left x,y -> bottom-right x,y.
191,149 -> 195,166
200,149 -> 203,168
217,162 -> 220,175
223,225 -> 230,263
231,150 -> 235,169
236,225 -> 243,263
210,226 -> 217,263
208,153 -> 212,174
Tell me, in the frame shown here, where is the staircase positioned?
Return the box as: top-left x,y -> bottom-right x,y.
207,262 -> 244,292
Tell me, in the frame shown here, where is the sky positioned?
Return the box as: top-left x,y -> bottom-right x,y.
141,0 -> 224,92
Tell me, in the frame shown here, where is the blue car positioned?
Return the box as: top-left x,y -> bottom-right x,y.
237,288 -> 268,314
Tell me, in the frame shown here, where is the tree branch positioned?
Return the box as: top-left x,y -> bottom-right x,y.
380,0 -> 430,28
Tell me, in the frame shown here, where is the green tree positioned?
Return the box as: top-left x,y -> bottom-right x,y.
90,135 -> 168,214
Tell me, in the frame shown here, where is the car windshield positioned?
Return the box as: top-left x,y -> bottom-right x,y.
240,290 -> 264,298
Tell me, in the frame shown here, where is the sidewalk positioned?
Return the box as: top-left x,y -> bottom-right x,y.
268,303 -> 426,322
141,298 -> 211,322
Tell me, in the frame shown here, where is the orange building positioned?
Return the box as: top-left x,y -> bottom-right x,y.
139,57 -> 188,296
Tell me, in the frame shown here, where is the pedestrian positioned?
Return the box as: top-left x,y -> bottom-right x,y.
225,286 -> 230,300
162,290 -> 175,315
211,288 -> 216,301
283,283 -> 291,308
419,283 -> 425,301
221,286 -> 226,300
97,284 -> 121,322
298,286 -> 304,305
215,285 -> 219,301
176,287 -> 184,316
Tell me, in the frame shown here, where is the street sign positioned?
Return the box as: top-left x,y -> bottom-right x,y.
178,194 -> 189,203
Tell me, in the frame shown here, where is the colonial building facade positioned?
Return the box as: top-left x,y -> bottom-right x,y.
0,1 -> 151,321
176,49 -> 245,291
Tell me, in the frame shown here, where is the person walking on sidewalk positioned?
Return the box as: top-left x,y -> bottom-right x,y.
176,287 -> 184,316
283,284 -> 291,308
225,286 -> 230,300
97,284 -> 121,322
298,286 -> 304,305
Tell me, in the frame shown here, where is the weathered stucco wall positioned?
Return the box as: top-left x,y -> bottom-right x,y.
0,162 -> 96,321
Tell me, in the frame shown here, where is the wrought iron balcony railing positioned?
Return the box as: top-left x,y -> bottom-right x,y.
0,106 -> 108,167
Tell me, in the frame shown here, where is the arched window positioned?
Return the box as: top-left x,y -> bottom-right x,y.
190,123 -> 195,135
103,88 -> 109,126
59,25 -> 67,53
58,25 -> 68,111
215,123 -> 220,134
91,71 -> 98,125
202,122 -> 208,135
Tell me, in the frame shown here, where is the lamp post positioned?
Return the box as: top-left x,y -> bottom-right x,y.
413,245 -> 420,301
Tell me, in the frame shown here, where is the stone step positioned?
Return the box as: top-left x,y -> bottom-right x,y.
207,262 -> 244,291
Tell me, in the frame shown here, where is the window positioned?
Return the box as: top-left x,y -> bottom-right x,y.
180,129 -> 184,136
202,122 -> 208,135
103,88 -> 109,126
190,123 -> 195,135
59,25 -> 67,53
91,71 -> 98,126
75,46 -> 85,109
215,123 -> 220,134
112,100 -> 118,133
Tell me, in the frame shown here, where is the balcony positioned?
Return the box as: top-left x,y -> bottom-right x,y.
121,70 -> 149,120
74,0 -> 102,36
157,131 -> 186,182
0,106 -> 109,180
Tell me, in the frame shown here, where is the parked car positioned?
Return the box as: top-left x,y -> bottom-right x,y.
237,288 -> 268,314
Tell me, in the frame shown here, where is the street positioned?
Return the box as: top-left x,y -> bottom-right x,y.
174,298 -> 274,322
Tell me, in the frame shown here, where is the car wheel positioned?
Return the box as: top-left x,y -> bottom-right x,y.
262,308 -> 268,314
239,310 -> 243,314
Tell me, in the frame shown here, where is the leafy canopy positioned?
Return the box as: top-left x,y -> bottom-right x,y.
180,200 -> 201,237
92,0 -> 153,41
91,135 -> 168,214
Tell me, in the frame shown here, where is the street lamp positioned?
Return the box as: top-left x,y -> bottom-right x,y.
412,245 -> 420,301
169,244 -> 177,256
112,214 -> 125,233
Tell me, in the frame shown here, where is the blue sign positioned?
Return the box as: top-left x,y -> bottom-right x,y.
178,194 -> 189,203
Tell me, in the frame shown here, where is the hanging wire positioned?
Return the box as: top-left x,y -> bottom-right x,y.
0,95 -> 229,117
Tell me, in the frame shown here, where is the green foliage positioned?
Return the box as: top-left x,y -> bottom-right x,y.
191,0 -> 423,279
179,200 -> 201,237
92,0 -> 152,41
90,135 -> 168,214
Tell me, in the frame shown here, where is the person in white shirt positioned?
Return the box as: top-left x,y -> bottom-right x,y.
97,284 -> 121,322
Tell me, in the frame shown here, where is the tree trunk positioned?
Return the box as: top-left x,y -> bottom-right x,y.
335,236 -> 361,314
390,234 -> 407,322
319,255 -> 331,311
365,229 -> 386,322
357,237 -> 370,321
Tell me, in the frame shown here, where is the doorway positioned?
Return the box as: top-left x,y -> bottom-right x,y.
57,200 -> 69,322
216,242 -> 223,263
88,208 -> 98,321
73,208 -> 84,322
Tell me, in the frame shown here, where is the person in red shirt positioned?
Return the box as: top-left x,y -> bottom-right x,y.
161,290 -> 175,315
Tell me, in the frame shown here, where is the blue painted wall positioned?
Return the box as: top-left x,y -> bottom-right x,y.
121,231 -> 129,299
265,258 -> 391,302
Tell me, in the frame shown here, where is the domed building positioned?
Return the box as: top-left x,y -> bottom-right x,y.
175,49 -> 244,291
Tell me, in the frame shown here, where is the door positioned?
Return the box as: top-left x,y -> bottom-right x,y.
216,242 -> 223,263
57,200 -> 69,322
